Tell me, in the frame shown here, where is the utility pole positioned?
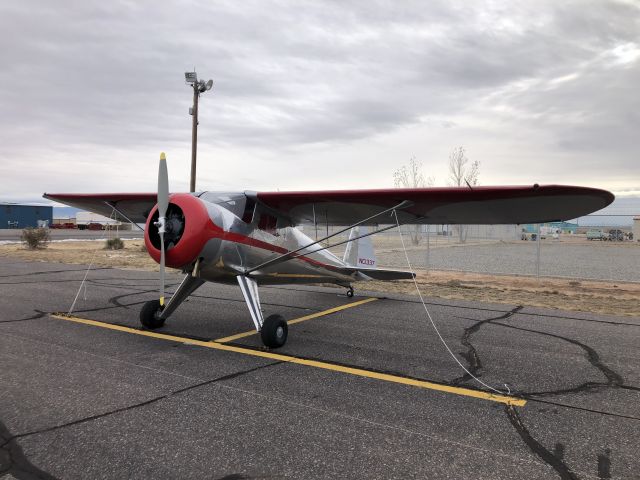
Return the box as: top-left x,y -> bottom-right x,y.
185,71 -> 213,193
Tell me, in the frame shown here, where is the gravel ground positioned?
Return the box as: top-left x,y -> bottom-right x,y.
3,227 -> 638,282
375,241 -> 640,282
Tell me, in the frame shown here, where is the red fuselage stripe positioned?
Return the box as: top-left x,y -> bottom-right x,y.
214,227 -> 342,272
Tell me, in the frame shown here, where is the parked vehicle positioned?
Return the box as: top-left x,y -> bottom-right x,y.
607,229 -> 624,241
586,229 -> 605,240
77,222 -> 103,231
50,222 -> 77,229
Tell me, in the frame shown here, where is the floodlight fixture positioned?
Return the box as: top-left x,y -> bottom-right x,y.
185,71 -> 197,84
197,78 -> 213,93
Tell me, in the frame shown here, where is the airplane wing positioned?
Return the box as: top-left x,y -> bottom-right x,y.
44,185 -> 614,227
43,193 -> 157,224
254,185 -> 614,226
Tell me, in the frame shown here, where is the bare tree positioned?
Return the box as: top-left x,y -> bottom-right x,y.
448,146 -> 479,187
393,157 -> 433,245
448,147 -> 480,242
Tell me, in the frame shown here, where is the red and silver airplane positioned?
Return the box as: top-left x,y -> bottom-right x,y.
44,154 -> 614,348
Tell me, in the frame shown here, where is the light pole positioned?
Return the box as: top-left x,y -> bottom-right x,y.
185,71 -> 213,193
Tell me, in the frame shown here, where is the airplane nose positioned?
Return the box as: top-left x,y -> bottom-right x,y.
145,194 -> 217,268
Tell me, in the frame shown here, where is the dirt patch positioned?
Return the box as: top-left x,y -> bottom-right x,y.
360,271 -> 640,317
1,240 -> 638,317
0,239 -> 159,271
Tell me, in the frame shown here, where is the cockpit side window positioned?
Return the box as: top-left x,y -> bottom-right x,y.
199,192 -> 246,218
257,213 -> 278,235
242,197 -> 256,223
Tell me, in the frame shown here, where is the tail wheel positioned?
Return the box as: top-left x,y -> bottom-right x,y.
261,314 -> 288,348
140,300 -> 166,329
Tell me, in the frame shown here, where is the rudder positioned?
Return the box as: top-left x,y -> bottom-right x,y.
343,226 -> 377,268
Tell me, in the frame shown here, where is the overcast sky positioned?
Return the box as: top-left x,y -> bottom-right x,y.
1,0 -> 639,203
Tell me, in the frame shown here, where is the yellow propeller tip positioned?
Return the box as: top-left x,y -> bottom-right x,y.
160,152 -> 166,160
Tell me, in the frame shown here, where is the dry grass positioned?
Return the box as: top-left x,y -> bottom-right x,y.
0,239 -> 158,270
1,239 -> 638,317
361,271 -> 640,317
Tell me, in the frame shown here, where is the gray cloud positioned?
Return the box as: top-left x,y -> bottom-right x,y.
0,0 -> 638,199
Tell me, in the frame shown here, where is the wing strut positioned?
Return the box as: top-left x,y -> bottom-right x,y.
243,200 -> 414,274
103,201 -> 145,231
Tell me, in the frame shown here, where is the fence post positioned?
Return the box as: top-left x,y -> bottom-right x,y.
426,224 -> 430,273
536,223 -> 541,281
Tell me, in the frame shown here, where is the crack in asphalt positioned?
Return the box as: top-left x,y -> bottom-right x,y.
619,385 -> 640,392
453,306 -> 631,479
0,361 -> 283,472
491,320 -> 624,398
108,289 -> 157,309
0,267 -> 113,279
0,310 -> 47,324
526,397 -> 640,422
81,279 -> 318,312
505,405 -> 579,480
215,475 -> 276,479
451,306 -> 523,385
0,421 -> 59,480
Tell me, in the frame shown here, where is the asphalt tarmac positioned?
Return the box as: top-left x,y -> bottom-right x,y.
1,258 -> 639,479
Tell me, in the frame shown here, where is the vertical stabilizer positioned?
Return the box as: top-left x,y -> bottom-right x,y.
343,226 -> 377,268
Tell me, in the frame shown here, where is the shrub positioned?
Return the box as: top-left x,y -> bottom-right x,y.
105,237 -> 124,250
21,227 -> 50,249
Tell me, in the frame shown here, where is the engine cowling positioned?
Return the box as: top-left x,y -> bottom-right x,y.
144,193 -> 218,269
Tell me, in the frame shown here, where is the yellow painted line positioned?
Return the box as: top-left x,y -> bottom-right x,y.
215,297 -> 379,343
49,313 -> 526,406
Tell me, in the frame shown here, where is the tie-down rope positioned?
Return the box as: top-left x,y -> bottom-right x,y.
392,210 -> 511,396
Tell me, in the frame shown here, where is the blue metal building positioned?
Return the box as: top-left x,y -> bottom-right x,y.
1,203 -> 53,228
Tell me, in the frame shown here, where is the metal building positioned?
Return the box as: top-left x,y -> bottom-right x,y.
1,203 -> 53,229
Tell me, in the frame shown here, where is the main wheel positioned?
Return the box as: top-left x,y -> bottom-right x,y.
140,300 -> 166,329
261,314 -> 288,348
346,286 -> 354,298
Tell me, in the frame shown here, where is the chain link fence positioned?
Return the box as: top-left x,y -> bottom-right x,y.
318,217 -> 639,283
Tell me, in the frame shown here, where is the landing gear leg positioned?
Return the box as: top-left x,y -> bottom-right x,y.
346,286 -> 354,298
139,273 -> 204,329
237,275 -> 288,348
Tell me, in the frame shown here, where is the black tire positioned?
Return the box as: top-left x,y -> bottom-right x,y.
261,314 -> 288,348
140,300 -> 166,329
346,287 -> 354,298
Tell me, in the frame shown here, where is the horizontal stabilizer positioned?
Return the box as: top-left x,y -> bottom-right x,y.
335,266 -> 415,281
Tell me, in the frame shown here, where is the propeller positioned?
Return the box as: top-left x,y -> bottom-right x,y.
155,152 -> 169,307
